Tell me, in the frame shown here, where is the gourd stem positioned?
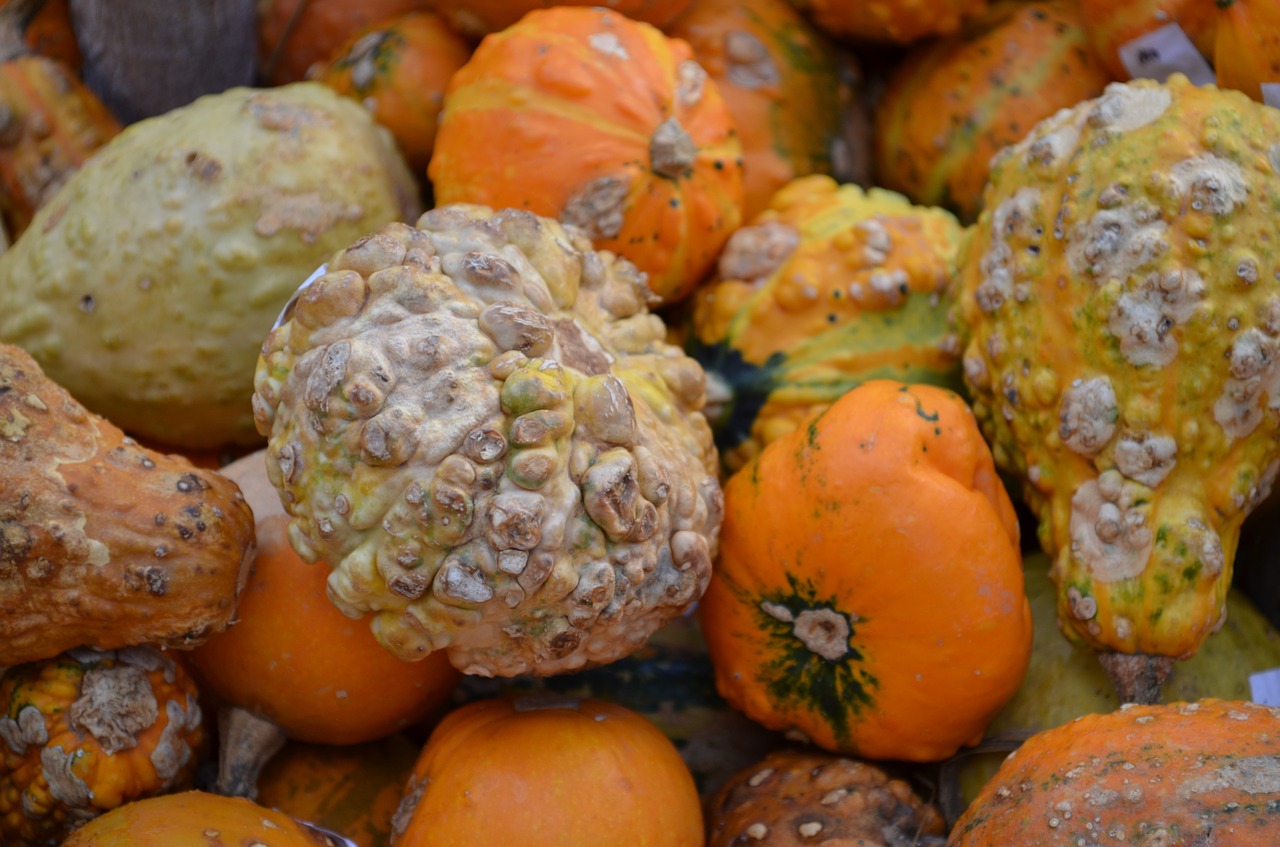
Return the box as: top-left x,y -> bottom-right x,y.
1098,652 -> 1174,706
936,731 -> 1036,827
262,0 -> 311,83
214,705 -> 288,800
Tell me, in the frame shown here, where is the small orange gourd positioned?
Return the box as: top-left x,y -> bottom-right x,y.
184,450 -> 460,797
312,12 -> 471,173
0,647 -> 205,845
59,791 -> 345,846
390,693 -> 703,847
258,0 -> 429,85
429,6 -> 744,305
699,380 -> 1032,761
430,0 -> 694,40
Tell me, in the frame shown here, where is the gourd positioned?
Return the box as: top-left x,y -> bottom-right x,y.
252,207 -> 723,678
0,342 -> 255,667
311,12 -> 471,173
258,0 -> 428,85
874,0 -> 1113,223
950,699 -> 1280,845
59,791 -> 347,846
687,175 -> 965,472
0,0 -> 118,238
184,450 -> 460,798
429,0 -> 694,40
699,380 -> 1032,761
389,693 -> 703,847
428,6 -> 744,305
786,0 -> 988,44
0,647 -> 204,845
664,0 -> 868,220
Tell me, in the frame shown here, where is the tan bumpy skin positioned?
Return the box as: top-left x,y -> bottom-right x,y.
955,75 -> 1280,702
0,343 -> 256,666
253,206 -> 723,677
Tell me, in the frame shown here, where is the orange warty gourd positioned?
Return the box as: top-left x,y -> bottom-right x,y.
430,0 -> 694,39
699,380 -> 1032,761
787,0 -> 988,44
665,0 -> 867,220
185,450 -> 460,795
59,791 -> 344,846
390,693 -> 703,847
429,6 -> 744,305
951,699 -> 1280,845
256,735 -> 421,847
312,12 -> 471,173
0,647 -> 205,845
257,0 -> 430,85
873,0 -> 1114,223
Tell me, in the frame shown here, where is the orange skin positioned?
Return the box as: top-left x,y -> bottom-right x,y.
666,0 -> 850,221
0,0 -> 81,70
951,699 -> 1280,845
186,450 -> 460,744
314,12 -> 472,173
394,693 -> 703,847
257,735 -> 421,847
60,792 -> 326,845
431,0 -> 694,39
699,380 -> 1031,761
1080,0 -> 1218,80
257,0 -> 429,85
1213,0 -> 1280,103
429,6 -> 744,305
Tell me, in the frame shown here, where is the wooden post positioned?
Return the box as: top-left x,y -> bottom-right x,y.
68,0 -> 257,124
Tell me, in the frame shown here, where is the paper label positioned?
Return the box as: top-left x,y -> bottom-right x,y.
1118,23 -> 1216,86
271,263 -> 329,331
1249,667 -> 1280,706
1262,83 -> 1280,109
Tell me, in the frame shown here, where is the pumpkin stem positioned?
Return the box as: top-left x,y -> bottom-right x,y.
1097,652 -> 1174,705
0,0 -> 44,63
650,117 -> 696,179
213,705 -> 288,800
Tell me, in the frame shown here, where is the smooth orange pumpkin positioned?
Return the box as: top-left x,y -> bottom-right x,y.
312,12 -> 471,173
390,693 -> 703,847
699,380 -> 1032,761
257,735 -> 421,847
184,450 -> 460,795
257,0 -> 430,85
429,6 -> 744,305
60,791 -> 342,846
665,0 -> 866,220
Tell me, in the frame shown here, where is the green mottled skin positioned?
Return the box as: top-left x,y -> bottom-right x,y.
955,75 -> 1280,668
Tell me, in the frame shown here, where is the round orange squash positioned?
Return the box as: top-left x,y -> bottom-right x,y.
184,450 -> 460,794
390,693 -> 703,847
312,12 -> 471,173
699,380 -> 1032,761
428,6 -> 744,305
60,791 -> 339,846
258,0 -> 429,85
665,0 -> 867,220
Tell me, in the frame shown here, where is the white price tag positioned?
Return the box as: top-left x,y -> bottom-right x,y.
1118,23 -> 1216,86
1262,83 -> 1280,109
1249,667 -> 1280,706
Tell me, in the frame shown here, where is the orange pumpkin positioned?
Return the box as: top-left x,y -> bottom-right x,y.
951,699 -> 1280,845
258,0 -> 430,85
429,6 -> 744,305
0,0 -> 79,69
788,0 -> 988,43
185,450 -> 460,795
431,0 -> 694,39
390,693 -> 703,847
312,12 -> 471,173
257,735 -> 421,847
665,0 -> 867,220
699,380 -> 1032,761
60,791 -> 343,846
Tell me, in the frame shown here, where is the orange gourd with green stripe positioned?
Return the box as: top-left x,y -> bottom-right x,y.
874,0 -> 1113,223
0,647 -> 205,845
698,380 -> 1032,761
687,174 -> 965,472
665,0 -> 865,220
428,6 -> 744,305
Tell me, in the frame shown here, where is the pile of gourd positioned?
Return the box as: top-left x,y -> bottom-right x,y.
1,0 -> 1279,844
